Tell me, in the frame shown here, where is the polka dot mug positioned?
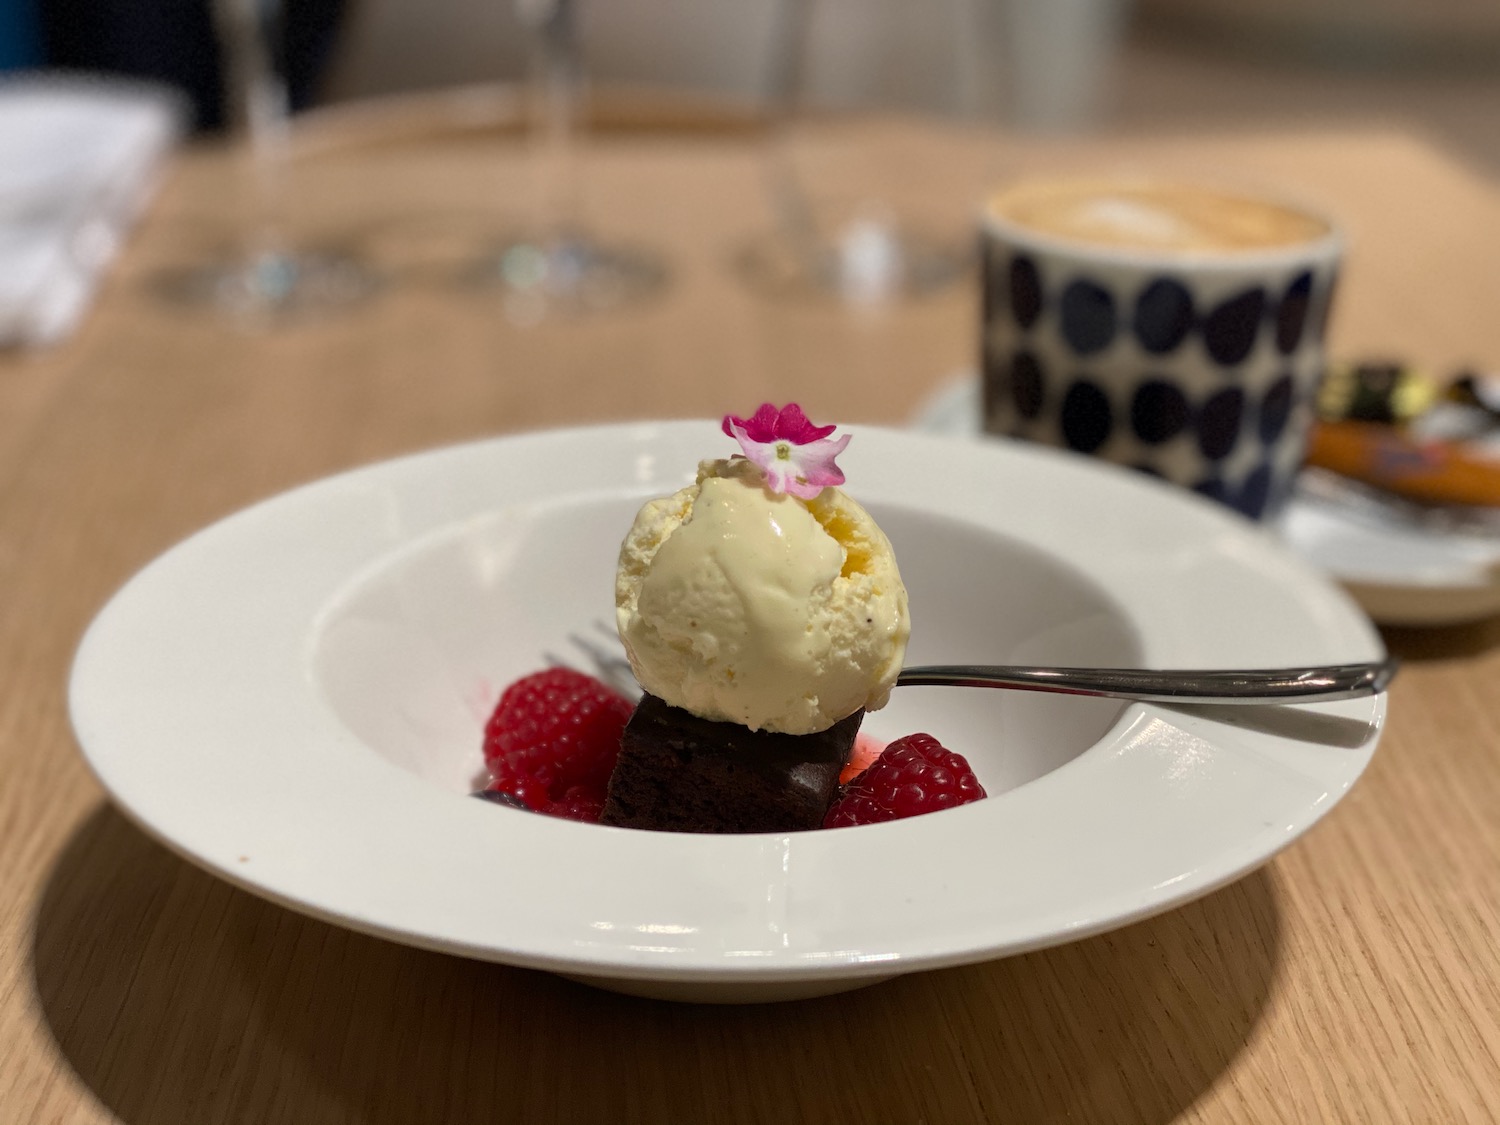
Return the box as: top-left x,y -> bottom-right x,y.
980,178 -> 1343,521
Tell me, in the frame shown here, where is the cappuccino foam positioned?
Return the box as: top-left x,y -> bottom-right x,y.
989,179 -> 1330,253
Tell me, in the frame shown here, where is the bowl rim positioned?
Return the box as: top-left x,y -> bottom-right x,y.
69,420 -> 1387,984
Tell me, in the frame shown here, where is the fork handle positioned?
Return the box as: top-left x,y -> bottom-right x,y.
895,660 -> 1398,704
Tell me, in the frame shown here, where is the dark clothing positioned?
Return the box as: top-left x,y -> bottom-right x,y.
36,0 -> 346,130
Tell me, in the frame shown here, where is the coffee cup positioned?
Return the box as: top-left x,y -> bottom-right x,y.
980,176 -> 1343,520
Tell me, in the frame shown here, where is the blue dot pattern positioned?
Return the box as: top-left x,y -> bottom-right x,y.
1237,461 -> 1274,519
1197,387 -> 1245,461
1258,373 -> 1295,445
1060,281 -> 1116,355
1011,351 -> 1045,419
1133,279 -> 1195,354
1061,380 -> 1112,453
1275,272 -> 1312,354
1203,289 -> 1266,366
981,247 -> 1337,521
1010,256 -> 1043,329
1131,379 -> 1190,444
1193,476 -> 1228,504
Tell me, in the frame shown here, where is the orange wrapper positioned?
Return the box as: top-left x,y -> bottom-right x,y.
1305,420 -> 1500,507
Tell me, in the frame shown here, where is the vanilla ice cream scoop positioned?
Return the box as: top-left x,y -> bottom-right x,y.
616,457 -> 909,735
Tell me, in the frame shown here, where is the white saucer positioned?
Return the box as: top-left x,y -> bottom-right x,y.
915,375 -> 1500,627
70,421 -> 1386,1002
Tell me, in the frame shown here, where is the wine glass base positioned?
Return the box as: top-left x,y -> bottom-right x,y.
460,233 -> 668,319
737,219 -> 971,303
155,250 -> 380,323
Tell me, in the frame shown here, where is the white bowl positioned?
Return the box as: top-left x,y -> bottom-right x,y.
69,421 -> 1386,1002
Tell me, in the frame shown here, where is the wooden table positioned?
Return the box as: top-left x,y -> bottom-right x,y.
4,104 -> 1500,1122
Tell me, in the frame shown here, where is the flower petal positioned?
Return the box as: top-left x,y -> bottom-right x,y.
787,433 -> 850,496
724,405 -> 850,497
722,403 -> 781,444
726,422 -> 779,478
772,403 -> 837,444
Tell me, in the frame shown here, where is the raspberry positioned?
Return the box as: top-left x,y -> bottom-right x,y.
839,732 -> 887,786
823,732 -> 985,828
474,781 -> 605,824
480,776 -> 551,812
483,668 -> 633,811
545,786 -> 607,823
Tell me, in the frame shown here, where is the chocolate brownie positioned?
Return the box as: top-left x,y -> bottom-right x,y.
600,693 -> 862,833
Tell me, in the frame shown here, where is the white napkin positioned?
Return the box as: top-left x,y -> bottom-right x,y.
0,75 -> 184,348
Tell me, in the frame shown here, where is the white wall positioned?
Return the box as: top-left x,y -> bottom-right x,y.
323,0 -> 1014,121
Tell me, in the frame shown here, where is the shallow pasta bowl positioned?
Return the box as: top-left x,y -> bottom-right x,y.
69,421 -> 1387,1002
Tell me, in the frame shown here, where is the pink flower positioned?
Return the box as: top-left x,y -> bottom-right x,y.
722,403 -> 850,499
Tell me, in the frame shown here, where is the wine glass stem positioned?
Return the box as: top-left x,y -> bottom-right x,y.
526,0 -> 583,239
215,0 -> 291,265
246,59 -> 291,263
763,0 -> 819,260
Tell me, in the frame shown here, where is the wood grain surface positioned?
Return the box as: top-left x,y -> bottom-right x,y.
3,110 -> 1499,1123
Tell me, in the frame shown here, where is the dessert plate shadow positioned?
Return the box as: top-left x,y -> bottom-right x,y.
69,421 -> 1386,1002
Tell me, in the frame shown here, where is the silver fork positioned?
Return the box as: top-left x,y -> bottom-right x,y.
548,621 -> 643,700
559,622 -> 1397,706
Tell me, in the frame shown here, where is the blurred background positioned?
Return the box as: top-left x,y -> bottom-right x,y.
2,0 -> 1496,171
